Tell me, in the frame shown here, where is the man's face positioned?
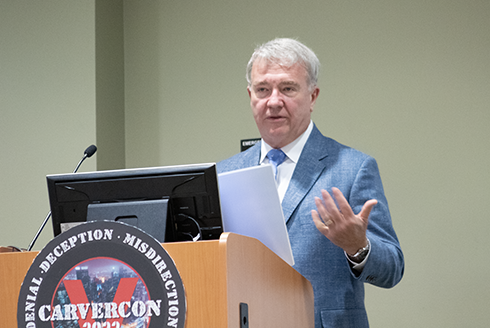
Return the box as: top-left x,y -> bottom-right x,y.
248,60 -> 320,149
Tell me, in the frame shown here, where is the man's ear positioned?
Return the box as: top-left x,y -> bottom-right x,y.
310,87 -> 320,112
247,86 -> 252,98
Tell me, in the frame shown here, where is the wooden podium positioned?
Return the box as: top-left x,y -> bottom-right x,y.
0,233 -> 314,327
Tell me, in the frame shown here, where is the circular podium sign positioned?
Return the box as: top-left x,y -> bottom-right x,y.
17,221 -> 186,328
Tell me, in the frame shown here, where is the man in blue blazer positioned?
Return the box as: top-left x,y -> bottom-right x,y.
217,38 -> 404,328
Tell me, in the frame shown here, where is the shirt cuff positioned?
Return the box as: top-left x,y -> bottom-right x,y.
345,238 -> 371,271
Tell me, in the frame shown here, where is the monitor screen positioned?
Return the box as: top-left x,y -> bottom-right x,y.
46,163 -> 223,242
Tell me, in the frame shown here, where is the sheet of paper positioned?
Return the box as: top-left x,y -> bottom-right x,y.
218,164 -> 294,266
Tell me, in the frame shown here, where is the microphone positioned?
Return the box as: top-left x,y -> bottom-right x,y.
27,144 -> 97,251
73,144 -> 97,173
85,144 -> 97,157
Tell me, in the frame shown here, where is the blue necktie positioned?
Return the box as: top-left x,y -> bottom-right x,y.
267,148 -> 287,180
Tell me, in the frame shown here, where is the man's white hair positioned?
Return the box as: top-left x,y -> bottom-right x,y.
246,38 -> 320,91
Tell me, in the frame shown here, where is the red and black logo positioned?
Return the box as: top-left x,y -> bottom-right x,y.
18,221 -> 186,328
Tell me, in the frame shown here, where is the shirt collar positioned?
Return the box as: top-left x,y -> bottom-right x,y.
260,120 -> 314,164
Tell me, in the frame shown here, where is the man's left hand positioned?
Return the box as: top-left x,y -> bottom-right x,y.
311,187 -> 377,255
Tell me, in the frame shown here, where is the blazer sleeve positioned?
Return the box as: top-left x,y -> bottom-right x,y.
347,156 -> 404,288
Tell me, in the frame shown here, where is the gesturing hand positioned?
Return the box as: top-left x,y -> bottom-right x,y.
311,187 -> 378,255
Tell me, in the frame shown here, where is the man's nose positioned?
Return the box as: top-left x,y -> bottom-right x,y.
267,89 -> 284,109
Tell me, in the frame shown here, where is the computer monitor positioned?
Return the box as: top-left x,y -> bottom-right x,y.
46,163 -> 223,242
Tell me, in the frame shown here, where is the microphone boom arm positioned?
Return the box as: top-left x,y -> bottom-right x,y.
27,145 -> 97,251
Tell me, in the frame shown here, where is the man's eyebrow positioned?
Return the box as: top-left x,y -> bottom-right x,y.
279,81 -> 301,88
252,81 -> 270,87
280,80 -> 299,85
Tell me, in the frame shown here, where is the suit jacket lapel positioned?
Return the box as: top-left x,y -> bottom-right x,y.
282,125 -> 329,222
242,142 -> 261,167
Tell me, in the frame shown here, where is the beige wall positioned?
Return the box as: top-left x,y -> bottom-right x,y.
0,1 -> 98,251
95,0 -> 125,170
1,0 -> 489,326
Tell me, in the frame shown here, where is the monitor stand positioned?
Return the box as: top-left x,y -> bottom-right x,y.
87,199 -> 169,242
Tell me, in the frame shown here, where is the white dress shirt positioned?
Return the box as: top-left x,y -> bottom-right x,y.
260,121 -> 314,203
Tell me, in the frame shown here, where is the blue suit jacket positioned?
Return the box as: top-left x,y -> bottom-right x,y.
217,125 -> 404,328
